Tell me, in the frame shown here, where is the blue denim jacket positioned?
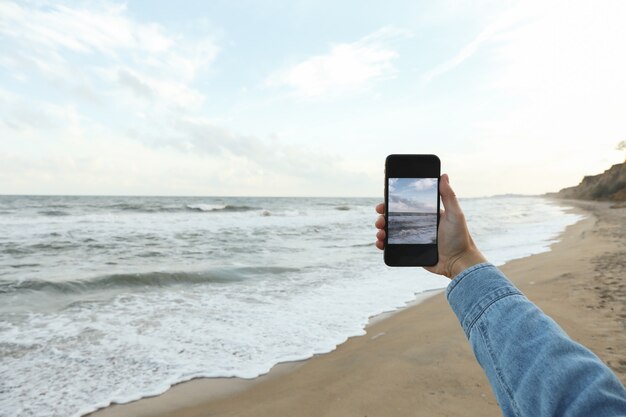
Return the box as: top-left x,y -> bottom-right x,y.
446,263 -> 626,417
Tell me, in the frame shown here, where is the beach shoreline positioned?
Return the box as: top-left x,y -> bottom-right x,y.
90,199 -> 625,417
87,288 -> 447,417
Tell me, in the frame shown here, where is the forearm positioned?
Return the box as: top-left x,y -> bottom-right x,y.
447,263 -> 626,417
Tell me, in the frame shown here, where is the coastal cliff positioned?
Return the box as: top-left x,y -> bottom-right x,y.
552,163 -> 626,201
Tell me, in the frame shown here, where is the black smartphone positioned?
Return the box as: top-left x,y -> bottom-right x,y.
384,154 -> 440,267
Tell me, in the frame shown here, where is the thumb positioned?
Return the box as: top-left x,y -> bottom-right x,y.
439,174 -> 462,215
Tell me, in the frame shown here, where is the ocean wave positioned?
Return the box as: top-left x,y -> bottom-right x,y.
323,242 -> 375,248
185,204 -> 258,212
38,210 -> 71,216
0,267 -> 301,295
8,263 -> 41,269
67,202 -> 263,214
1,247 -> 30,255
350,242 -> 375,247
111,203 -> 183,213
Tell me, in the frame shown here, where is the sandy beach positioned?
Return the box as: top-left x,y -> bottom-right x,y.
91,199 -> 625,417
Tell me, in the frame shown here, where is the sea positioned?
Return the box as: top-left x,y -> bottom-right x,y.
0,195 -> 582,417
387,212 -> 438,244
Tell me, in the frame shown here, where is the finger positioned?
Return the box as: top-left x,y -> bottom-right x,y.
439,174 -> 463,216
375,239 -> 384,250
376,229 -> 386,240
375,203 -> 385,214
375,214 -> 385,229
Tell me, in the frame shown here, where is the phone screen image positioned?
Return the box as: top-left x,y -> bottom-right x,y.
387,178 -> 438,245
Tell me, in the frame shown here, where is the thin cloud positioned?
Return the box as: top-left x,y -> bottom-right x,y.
0,2 -> 172,56
267,26 -> 410,99
420,6 -> 524,85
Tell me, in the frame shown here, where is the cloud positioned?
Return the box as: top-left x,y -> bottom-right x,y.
388,177 -> 398,192
117,69 -> 154,100
0,87 -> 78,133
0,2 -> 172,56
421,5 -> 525,84
267,26 -> 409,98
134,116 -> 345,180
411,178 -> 437,191
388,195 -> 436,213
0,113 -> 366,196
108,67 -> 204,107
0,1 -> 218,108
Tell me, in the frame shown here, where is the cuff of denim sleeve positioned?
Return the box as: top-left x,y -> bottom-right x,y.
446,262 -> 522,338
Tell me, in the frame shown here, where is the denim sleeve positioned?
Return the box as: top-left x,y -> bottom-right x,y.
446,263 -> 626,417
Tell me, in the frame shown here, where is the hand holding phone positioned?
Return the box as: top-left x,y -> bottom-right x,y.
378,163 -> 487,276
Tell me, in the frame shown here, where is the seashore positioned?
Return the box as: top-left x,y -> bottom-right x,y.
90,199 -> 625,417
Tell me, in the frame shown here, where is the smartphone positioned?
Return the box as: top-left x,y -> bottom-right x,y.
384,154 -> 440,267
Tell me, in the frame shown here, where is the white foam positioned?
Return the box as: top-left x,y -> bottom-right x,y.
186,203 -> 226,211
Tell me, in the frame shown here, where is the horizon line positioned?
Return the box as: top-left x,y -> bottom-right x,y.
0,192 -> 542,199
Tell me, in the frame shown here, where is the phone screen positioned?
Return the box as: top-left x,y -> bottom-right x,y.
384,154 -> 440,267
387,178 -> 438,244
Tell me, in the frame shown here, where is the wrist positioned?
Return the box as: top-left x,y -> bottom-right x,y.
448,249 -> 487,278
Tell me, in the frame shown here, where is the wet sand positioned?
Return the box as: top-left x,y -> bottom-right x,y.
91,199 -> 625,417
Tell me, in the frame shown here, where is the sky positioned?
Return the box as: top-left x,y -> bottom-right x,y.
388,178 -> 438,213
1,0 -> 625,197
